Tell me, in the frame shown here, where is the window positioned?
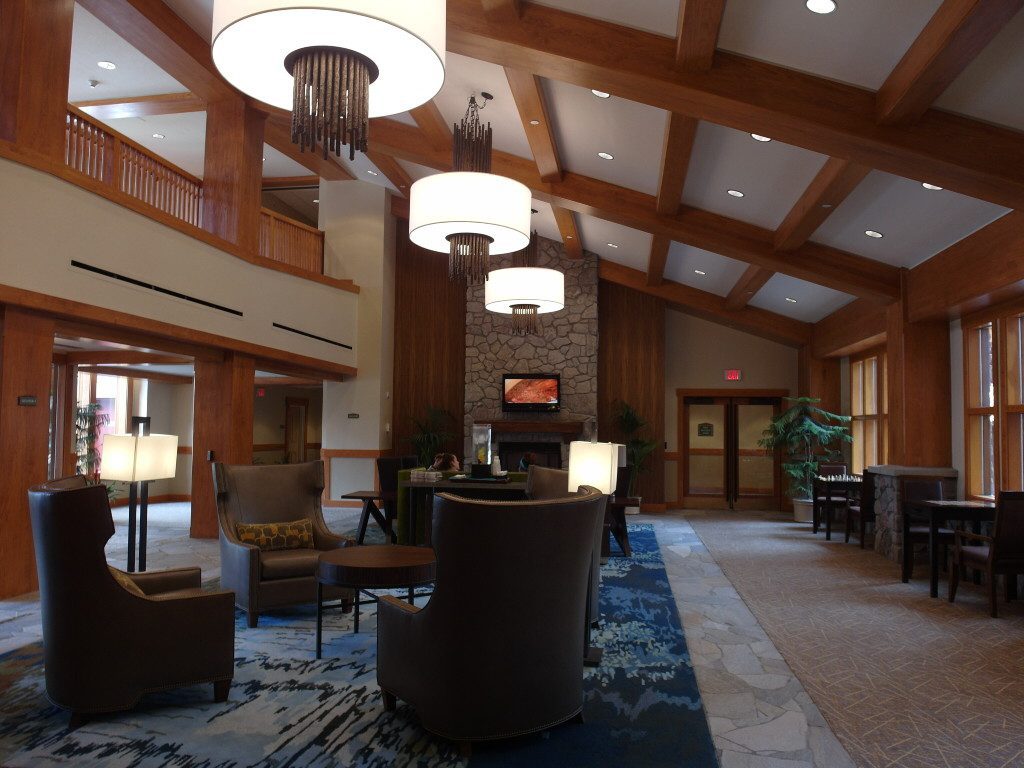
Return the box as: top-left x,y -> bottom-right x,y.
850,350 -> 887,474
75,372 -> 132,474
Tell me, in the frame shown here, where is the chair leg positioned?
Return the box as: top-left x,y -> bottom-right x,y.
382,690 -> 396,712
458,741 -> 472,759
214,679 -> 231,703
989,569 -> 999,618
860,519 -> 867,549
573,710 -> 586,725
1007,573 -> 1019,602
948,556 -> 959,603
844,513 -> 852,543
247,611 -> 259,628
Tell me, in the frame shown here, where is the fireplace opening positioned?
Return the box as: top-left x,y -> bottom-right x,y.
498,441 -> 562,472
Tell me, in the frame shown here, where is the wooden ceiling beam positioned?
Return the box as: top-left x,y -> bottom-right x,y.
599,261 -> 811,347
656,112 -> 699,216
409,101 -> 452,152
675,0 -> 727,70
774,158 -> 872,251
367,151 -> 413,197
725,265 -> 775,311
73,92 -> 204,120
505,67 -> 562,182
552,205 -> 582,259
812,298 -> 888,358
646,236 -> 671,286
369,117 -> 899,302
876,0 -> 1024,125
65,350 -> 191,366
264,116 -> 353,181
262,175 -> 319,189
481,0 -> 522,24
76,365 -> 193,384
446,0 -> 1024,210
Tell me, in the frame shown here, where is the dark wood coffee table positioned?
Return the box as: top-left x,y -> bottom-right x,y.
316,545 -> 436,658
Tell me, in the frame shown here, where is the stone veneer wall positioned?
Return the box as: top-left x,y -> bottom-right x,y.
464,236 -> 599,465
873,473 -> 959,561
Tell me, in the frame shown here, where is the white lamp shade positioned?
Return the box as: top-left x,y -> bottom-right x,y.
99,434 -> 178,482
408,172 -> 532,255
568,441 -> 622,495
211,0 -> 445,117
100,434 -> 138,482
485,267 -> 565,314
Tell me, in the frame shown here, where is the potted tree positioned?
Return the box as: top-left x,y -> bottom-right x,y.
612,400 -> 658,514
408,407 -> 454,469
758,397 -> 852,523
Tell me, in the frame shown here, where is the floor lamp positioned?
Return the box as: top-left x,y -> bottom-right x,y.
569,440 -> 624,667
101,421 -> 178,573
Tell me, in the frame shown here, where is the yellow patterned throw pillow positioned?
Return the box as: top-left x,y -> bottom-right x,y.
236,518 -> 315,551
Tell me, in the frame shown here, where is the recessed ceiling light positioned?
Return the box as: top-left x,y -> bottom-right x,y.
607,243 -> 619,248
694,269 -> 706,276
785,297 -> 798,303
597,151 -> 614,160
313,199 -> 320,204
529,119 -> 540,126
591,90 -> 610,99
821,203 -> 833,209
727,189 -> 745,198
922,182 -> 943,191
262,156 -> 266,161
366,169 -> 379,176
151,133 -> 165,139
750,134 -> 772,142
806,0 -> 837,14
566,235 -> 573,239
865,229 -> 884,238
97,61 -> 117,70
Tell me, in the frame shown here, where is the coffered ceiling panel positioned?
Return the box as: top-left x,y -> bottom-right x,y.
749,274 -> 854,323
69,5 -> 185,103
811,171 -> 1011,268
575,216 -> 652,272
531,0 -> 677,36
432,53 -> 532,161
682,123 -> 829,231
935,9 -> 1024,133
662,243 -> 750,298
543,81 -> 667,196
718,0 -> 944,90
161,0 -> 213,40
104,111 -> 207,177
262,144 -> 315,178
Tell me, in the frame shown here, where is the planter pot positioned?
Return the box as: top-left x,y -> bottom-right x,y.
792,498 -> 814,524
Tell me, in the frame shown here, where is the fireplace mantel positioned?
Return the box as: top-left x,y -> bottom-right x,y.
475,419 -> 585,443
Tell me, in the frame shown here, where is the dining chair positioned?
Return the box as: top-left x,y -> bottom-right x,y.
845,470 -> 876,548
372,455 -> 417,544
813,462 -> 849,533
901,479 -> 955,582
949,490 -> 1024,617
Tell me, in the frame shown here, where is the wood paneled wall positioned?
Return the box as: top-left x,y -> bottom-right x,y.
391,219 -> 466,459
598,279 -> 666,505
798,345 -> 841,413
0,307 -> 57,598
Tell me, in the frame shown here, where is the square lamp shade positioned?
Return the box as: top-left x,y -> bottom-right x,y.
100,433 -> 179,482
568,441 -> 623,495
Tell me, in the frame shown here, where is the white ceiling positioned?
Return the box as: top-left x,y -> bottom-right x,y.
683,123 -> 829,230
264,188 -> 320,226
64,1 -> 1024,327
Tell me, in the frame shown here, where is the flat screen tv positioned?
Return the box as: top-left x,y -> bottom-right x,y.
502,373 -> 560,413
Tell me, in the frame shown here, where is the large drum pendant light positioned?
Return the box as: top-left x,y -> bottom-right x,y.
485,231 -> 565,335
409,95 -> 531,284
211,1 -> 445,159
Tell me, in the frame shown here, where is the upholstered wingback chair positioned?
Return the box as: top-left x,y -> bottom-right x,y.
377,487 -> 605,751
213,460 -> 353,627
28,476 -> 235,723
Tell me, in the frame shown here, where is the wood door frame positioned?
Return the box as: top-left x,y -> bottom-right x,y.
677,388 -> 789,510
284,396 -> 309,464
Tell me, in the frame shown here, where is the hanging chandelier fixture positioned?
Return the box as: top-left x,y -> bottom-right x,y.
409,94 -> 531,284
210,1 -> 445,160
485,231 -> 565,335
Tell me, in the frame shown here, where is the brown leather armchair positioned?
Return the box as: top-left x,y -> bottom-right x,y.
377,486 -> 605,751
28,476 -> 234,723
213,460 -> 353,627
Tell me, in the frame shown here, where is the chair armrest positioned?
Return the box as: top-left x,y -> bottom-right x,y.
376,595 -> 425,699
955,530 -> 993,547
129,567 -> 202,595
379,594 -> 421,615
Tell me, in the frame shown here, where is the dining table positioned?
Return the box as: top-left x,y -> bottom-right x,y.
902,498 -> 996,598
812,475 -> 862,540
399,476 -> 528,546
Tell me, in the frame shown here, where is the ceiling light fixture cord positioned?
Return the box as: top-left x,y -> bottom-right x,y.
287,46 -> 377,160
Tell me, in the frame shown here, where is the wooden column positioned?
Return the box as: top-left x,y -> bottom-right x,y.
798,345 -> 841,413
0,308 -> 57,598
886,286 -> 951,466
202,98 -> 266,254
0,0 -> 75,159
191,352 -> 255,538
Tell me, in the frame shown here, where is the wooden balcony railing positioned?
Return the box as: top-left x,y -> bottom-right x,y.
259,208 -> 325,274
66,107 -> 203,228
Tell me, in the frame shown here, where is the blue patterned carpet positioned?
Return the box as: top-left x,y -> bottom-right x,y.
0,524 -> 715,767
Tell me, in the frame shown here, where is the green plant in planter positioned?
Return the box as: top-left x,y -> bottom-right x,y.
758,396 -> 852,500
408,407 -> 454,469
612,400 -> 658,497
74,403 -> 120,500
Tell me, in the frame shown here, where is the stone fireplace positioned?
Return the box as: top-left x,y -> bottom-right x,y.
463,236 -> 598,468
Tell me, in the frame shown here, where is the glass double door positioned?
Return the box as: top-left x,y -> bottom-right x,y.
682,395 -> 781,510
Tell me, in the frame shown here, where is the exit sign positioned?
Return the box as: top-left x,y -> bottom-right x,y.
724,369 -> 742,381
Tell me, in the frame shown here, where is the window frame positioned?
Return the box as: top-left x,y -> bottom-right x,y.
849,347 -> 887,475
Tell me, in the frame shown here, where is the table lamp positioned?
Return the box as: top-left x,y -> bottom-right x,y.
568,440 -> 623,666
101,429 -> 178,572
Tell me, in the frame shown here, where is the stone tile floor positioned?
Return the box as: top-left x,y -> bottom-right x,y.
0,504 -> 854,768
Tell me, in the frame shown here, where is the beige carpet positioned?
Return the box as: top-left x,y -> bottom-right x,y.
687,511 -> 1024,768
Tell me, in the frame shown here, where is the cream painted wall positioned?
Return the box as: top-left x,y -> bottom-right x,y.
0,159 -> 357,368
319,181 -> 396,497
133,379 -> 193,497
664,309 -> 800,502
253,385 -> 323,465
